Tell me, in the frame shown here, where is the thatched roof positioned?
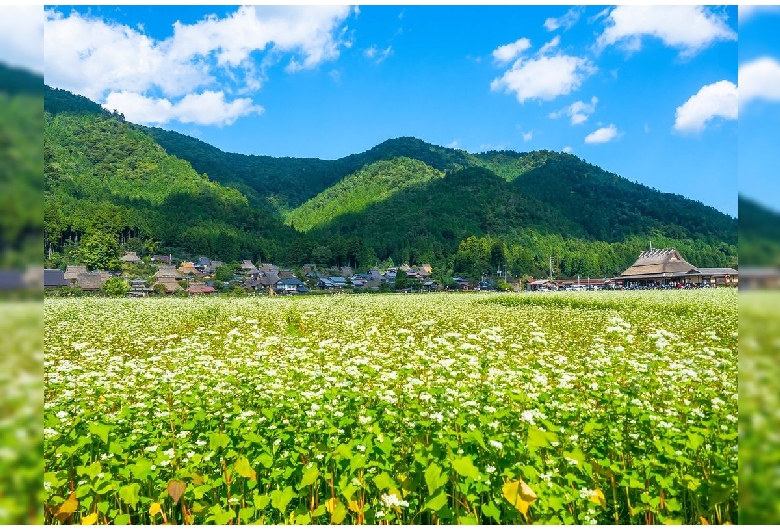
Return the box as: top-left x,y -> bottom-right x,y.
64,265 -> 88,281
241,260 -> 256,270
77,271 -> 111,290
621,248 -> 697,277
258,272 -> 280,286
156,266 -> 181,279
120,251 -> 143,263
155,279 -> 182,293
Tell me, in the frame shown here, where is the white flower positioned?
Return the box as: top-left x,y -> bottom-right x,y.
489,440 -> 503,450
486,465 -> 496,473
356,445 -> 366,452
145,445 -> 158,453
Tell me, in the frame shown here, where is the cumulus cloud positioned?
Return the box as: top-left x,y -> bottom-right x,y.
522,131 -> 533,141
596,6 -> 737,59
562,146 -> 573,153
549,96 -> 598,125
492,38 -> 531,65
491,52 -> 596,104
0,5 -> 43,74
544,7 -> 583,32
584,124 -> 619,144
739,57 -> 780,108
673,80 -> 737,134
44,6 -> 352,125
103,90 -> 264,127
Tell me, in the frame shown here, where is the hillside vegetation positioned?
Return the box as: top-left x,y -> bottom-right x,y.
43,85 -> 738,279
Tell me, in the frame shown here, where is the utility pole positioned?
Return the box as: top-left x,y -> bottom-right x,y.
549,256 -> 555,281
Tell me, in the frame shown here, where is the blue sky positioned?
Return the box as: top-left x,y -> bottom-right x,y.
738,7 -> 780,214
40,5 -> 741,216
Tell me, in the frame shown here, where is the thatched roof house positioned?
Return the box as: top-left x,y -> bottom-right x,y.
120,251 -> 143,263
64,265 -> 88,282
618,248 -> 738,287
154,278 -> 183,293
178,261 -> 200,276
620,248 -> 697,277
76,271 -> 112,291
155,266 -> 181,280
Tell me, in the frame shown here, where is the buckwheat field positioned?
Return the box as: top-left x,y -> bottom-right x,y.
44,291 -> 738,525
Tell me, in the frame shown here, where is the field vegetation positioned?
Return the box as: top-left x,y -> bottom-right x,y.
44,291 -> 737,524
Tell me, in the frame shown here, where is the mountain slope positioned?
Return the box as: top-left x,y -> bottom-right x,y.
284,157 -> 445,232
739,195 -> 780,266
44,101 -> 297,263
43,85 -> 737,276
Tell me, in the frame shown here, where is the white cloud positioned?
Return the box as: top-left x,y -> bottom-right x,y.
44,6 -> 351,125
538,36 -> 560,56
492,38 -> 531,65
479,143 -> 507,152
544,7 -> 583,32
549,96 -> 598,125
0,5 -> 43,74
596,6 -> 737,59
103,90 -> 264,127
522,131 -> 533,141
446,139 -> 460,148
364,45 -> 393,64
739,57 -> 780,108
562,146 -> 573,153
584,124 -> 619,144
491,53 -> 596,104
673,80 -> 737,134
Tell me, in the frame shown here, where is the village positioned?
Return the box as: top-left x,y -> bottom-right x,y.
43,247 -> 741,296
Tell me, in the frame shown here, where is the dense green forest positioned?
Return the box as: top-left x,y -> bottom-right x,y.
739,195 -> 780,267
44,85 -> 738,280
1,65 -> 43,270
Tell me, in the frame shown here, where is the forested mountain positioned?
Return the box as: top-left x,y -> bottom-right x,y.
1,65 -> 43,270
739,195 -> 780,266
44,85 -> 738,279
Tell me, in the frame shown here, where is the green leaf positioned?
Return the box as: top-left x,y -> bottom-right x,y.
113,514 -> 130,525
129,458 -> 153,481
481,501 -> 501,523
527,426 -> 551,449
88,423 -> 111,444
75,483 -> 92,499
425,491 -> 449,512
108,441 -> 124,456
209,432 -> 231,451
425,463 -> 449,495
350,454 -> 366,472
331,502 -> 348,524
687,432 -> 704,451
372,472 -> 397,491
235,456 -> 257,481
271,486 -> 294,513
257,453 -> 273,469
452,456 -> 480,480
253,493 -> 270,510
239,506 -> 255,523
295,512 -> 311,525
118,483 -> 141,510
299,464 -> 319,489
311,505 -> 327,517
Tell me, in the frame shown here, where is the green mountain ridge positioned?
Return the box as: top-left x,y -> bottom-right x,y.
43,85 -> 738,278
739,195 -> 780,267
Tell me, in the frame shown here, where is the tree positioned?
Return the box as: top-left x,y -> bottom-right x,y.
80,231 -> 121,271
215,264 -> 236,282
395,269 -> 409,290
101,277 -> 129,297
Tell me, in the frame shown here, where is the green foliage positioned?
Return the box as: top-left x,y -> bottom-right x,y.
284,158 -> 444,232
79,232 -> 121,271
1,72 -> 43,269
100,277 -> 129,297
43,86 -> 737,277
738,195 -> 780,267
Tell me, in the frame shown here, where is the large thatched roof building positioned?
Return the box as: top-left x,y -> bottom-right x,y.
618,248 -> 737,287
